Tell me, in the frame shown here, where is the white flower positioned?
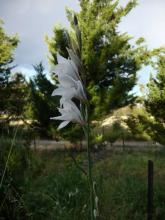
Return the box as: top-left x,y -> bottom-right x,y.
51,99 -> 85,130
52,52 -> 86,101
51,50 -> 87,129
52,80 -> 86,101
67,48 -> 82,71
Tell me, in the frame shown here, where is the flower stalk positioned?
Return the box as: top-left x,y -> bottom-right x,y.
51,14 -> 95,219
84,105 -> 95,220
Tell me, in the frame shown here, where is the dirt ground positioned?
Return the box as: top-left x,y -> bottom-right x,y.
30,139 -> 163,151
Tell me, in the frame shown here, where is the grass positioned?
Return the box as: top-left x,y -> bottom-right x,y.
94,152 -> 165,219
0,138 -> 165,219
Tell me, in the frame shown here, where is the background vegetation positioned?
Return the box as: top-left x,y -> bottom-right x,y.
0,0 -> 165,219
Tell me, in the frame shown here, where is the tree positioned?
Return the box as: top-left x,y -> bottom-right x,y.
46,25 -> 69,64
27,63 -> 58,137
145,55 -> 165,144
8,73 -> 28,120
46,0 -> 153,118
146,55 -> 165,122
0,19 -> 18,114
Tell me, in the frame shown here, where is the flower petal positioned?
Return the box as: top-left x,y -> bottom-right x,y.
54,63 -> 78,81
77,80 -> 87,100
52,87 -> 64,96
58,74 -> 77,88
56,100 -> 84,124
67,48 -> 81,70
52,114 -> 70,121
57,53 -> 68,64
51,51 -> 87,128
58,121 -> 70,130
52,86 -> 77,100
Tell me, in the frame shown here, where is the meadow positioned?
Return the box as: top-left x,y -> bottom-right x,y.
1,0 -> 165,219
0,137 -> 164,220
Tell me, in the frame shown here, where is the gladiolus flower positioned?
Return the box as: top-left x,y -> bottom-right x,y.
52,52 -> 86,102
51,50 -> 87,129
51,99 -> 85,130
52,79 -> 86,101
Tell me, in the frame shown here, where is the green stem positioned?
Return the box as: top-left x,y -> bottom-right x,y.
65,147 -> 87,176
84,107 -> 94,220
0,126 -> 18,189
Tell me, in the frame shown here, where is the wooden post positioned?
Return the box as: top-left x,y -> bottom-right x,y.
147,160 -> 154,220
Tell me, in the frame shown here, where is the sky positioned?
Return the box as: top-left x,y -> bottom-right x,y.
0,0 -> 165,93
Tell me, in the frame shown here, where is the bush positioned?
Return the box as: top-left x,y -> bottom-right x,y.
0,136 -> 43,219
94,152 -> 165,220
23,168 -> 89,219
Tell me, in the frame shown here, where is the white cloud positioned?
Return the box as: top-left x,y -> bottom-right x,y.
118,0 -> 165,94
0,0 -> 80,69
1,0 -> 164,94
119,0 -> 165,48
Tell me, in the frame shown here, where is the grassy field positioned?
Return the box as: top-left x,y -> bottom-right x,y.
0,139 -> 165,219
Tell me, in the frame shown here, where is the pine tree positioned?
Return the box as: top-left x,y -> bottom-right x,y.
0,20 -> 18,87
146,55 -> 165,122
46,0 -> 153,118
145,55 -> 165,143
28,63 -> 58,137
0,19 -> 18,122
8,73 -> 28,119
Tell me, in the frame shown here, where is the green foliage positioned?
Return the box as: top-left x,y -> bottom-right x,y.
95,152 -> 165,219
59,123 -> 84,144
94,133 -> 103,145
7,73 -> 28,119
146,55 -> 165,121
47,0 -> 155,118
23,155 -> 89,219
27,63 -> 58,137
1,149 -> 164,219
137,113 -> 165,144
0,20 -> 18,84
0,20 -> 17,60
91,105 -> 156,148
126,106 -> 152,141
102,122 -> 121,145
45,26 -> 70,64
0,20 -> 19,115
100,121 -> 129,146
0,136 -> 40,219
145,55 -> 165,144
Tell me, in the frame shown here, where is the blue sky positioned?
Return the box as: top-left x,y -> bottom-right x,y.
0,0 -> 165,93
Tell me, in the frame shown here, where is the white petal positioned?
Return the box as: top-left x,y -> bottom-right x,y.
51,99 -> 85,125
50,117 -> 57,120
67,48 -> 81,69
51,52 -> 87,126
60,100 -> 83,122
64,100 -> 83,123
53,65 -> 63,76
53,114 -> 70,121
70,102 -> 82,119
57,107 -> 65,114
55,111 -> 79,122
77,80 -> 87,100
52,87 -> 64,96
54,63 -> 77,80
54,54 -> 80,81
62,99 -> 76,111
58,74 -> 76,88
55,80 -> 86,101
57,53 -> 67,64
69,60 -> 79,75
58,121 -> 70,130
52,86 -> 77,100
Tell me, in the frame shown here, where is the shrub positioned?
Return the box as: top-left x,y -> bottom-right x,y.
0,136 -> 43,219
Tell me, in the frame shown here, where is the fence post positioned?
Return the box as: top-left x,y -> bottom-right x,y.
147,160 -> 154,220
